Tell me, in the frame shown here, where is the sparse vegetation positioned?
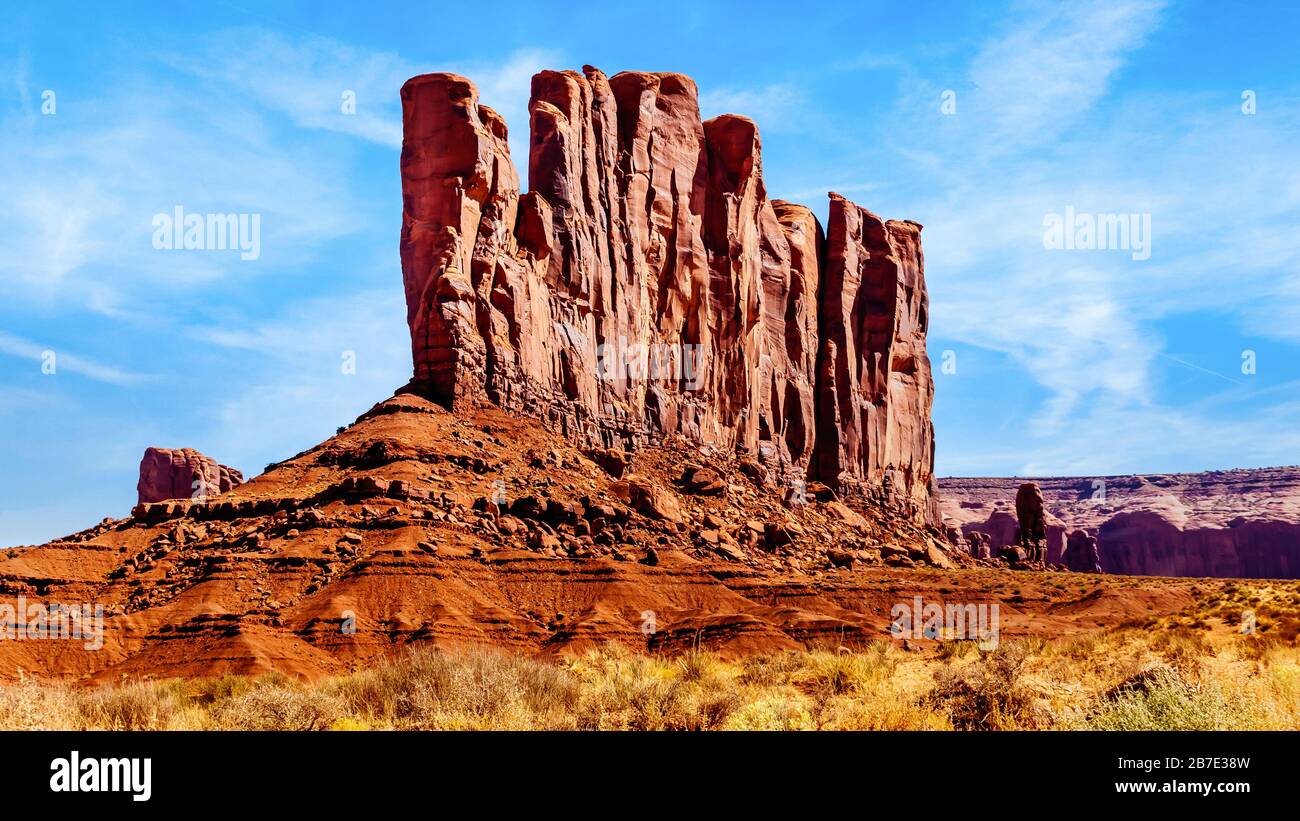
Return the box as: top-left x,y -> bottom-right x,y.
1,627 -> 1298,730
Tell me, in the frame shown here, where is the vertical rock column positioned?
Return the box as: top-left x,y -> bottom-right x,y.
400,73 -> 521,409
814,193 -> 937,521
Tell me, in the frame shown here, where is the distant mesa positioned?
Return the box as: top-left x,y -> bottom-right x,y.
941,469 -> 1300,579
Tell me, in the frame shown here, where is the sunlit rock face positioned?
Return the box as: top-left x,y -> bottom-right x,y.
400,66 -> 937,523
137,447 -> 243,504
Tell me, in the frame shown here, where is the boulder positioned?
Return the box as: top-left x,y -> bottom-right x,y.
679,465 -> 727,495
610,476 -> 684,524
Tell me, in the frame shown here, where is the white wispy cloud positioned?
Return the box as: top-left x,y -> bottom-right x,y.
164,27 -> 411,147
699,82 -> 809,134
780,181 -> 881,202
967,0 -> 1166,147
895,0 -> 1300,473
0,83 -> 358,315
170,29 -> 559,173
0,331 -> 147,385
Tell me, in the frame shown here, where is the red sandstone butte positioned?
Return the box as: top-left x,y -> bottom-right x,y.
399,66 -> 937,523
137,447 -> 243,504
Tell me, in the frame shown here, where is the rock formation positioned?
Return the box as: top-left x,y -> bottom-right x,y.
813,196 -> 937,523
1014,482 -> 1047,562
966,530 -> 992,559
941,470 -> 1300,579
399,66 -> 937,523
1063,529 -> 1102,573
137,447 -> 243,505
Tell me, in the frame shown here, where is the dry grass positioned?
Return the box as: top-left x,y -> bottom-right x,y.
1,627 -> 1298,730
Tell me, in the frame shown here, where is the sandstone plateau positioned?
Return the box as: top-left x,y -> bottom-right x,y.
941,469 -> 1300,579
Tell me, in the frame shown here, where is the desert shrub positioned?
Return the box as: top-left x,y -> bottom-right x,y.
737,652 -> 804,687
726,694 -> 815,730
1078,667 -> 1260,730
795,644 -> 897,697
179,674 -> 257,706
216,677 -> 345,731
1055,633 -> 1102,662
937,640 -> 981,661
77,680 -> 180,730
569,647 -> 738,730
816,694 -> 947,731
674,649 -> 721,683
1150,626 -> 1212,674
333,646 -> 579,729
0,679 -> 79,730
926,641 -> 1038,730
5,624 -> 1292,731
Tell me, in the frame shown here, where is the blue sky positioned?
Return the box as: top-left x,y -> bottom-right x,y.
2,0 -> 1299,545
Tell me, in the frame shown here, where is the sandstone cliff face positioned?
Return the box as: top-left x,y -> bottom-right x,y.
400,66 -> 937,523
137,447 -> 243,504
814,195 -> 936,521
940,469 -> 1300,578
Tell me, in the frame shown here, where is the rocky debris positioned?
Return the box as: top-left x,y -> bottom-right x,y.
823,501 -> 868,529
783,484 -> 810,508
925,543 -> 955,569
137,447 -> 243,504
678,464 -> 726,496
805,481 -> 837,502
885,552 -> 916,569
738,458 -> 771,486
764,520 -> 801,548
7,384 -> 1095,682
398,66 -> 937,525
713,538 -> 746,562
1064,529 -> 1103,573
827,548 -> 856,569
